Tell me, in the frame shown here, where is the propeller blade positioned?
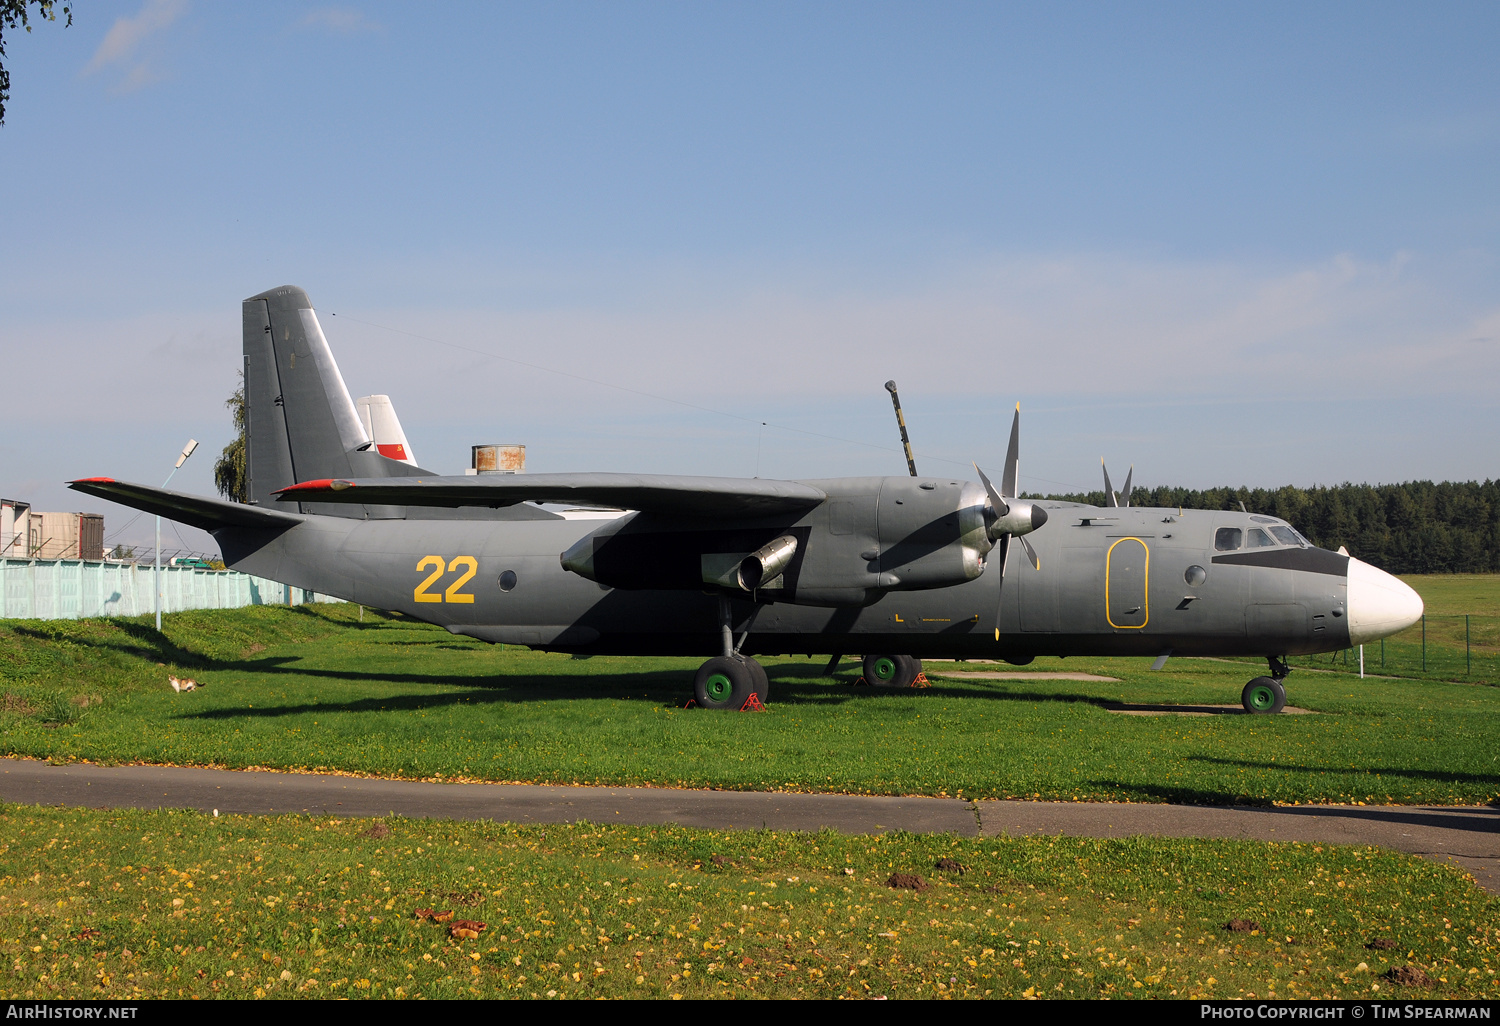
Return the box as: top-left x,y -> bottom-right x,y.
1120,465 -> 1134,509
1101,459 -> 1117,507
1018,533 -> 1040,570
991,533 -> 1011,640
1001,403 -> 1020,499
973,462 -> 1008,517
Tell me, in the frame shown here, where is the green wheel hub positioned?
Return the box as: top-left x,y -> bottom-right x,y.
871,656 -> 897,682
1246,683 -> 1277,712
704,673 -> 734,703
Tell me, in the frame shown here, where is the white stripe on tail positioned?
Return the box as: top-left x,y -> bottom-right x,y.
356,394 -> 419,466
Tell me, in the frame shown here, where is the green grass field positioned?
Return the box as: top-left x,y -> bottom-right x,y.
2,805 -> 1493,1000
1404,575 -> 1500,617
2,597 -> 1497,805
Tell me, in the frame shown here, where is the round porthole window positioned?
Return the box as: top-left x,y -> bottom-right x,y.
1184,565 -> 1207,586
498,570 -> 518,592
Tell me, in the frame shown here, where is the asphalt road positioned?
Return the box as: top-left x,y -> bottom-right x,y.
3,757 -> 1496,893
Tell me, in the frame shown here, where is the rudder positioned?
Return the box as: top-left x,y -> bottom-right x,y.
243,285 -> 424,517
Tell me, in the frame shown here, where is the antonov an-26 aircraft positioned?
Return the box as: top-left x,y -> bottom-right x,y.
71,286 -> 1424,714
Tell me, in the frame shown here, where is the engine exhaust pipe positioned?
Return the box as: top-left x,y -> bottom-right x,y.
737,535 -> 798,591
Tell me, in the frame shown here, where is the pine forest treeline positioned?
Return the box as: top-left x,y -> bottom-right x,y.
1028,480 -> 1500,574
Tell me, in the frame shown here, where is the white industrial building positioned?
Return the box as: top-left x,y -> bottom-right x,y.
1,499 -> 104,561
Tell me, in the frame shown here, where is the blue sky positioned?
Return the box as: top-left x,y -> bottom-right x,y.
2,2 -> 1497,554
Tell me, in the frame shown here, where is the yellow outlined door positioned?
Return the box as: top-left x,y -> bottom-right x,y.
1105,537 -> 1149,629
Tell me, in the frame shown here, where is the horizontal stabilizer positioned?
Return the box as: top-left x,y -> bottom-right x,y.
68,478 -> 304,533
276,473 -> 829,519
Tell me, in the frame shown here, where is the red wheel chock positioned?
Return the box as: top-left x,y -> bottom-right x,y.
739,693 -> 767,712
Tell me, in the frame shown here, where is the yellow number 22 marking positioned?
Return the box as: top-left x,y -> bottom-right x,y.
413,555 -> 446,603
445,556 -> 477,604
414,555 -> 478,604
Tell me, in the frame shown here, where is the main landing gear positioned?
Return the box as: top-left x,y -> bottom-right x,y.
861,653 -> 925,689
692,597 -> 770,710
1241,655 -> 1290,715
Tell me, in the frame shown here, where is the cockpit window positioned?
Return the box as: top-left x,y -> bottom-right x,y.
1246,528 -> 1275,548
1214,527 -> 1242,551
1269,526 -> 1303,547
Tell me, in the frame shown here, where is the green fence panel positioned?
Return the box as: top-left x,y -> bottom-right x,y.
0,559 -> 343,620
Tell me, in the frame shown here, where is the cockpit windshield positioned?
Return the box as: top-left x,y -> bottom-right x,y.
1269,526 -> 1305,547
1215,522 -> 1311,552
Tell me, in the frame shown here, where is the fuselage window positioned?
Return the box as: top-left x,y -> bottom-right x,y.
1246,528 -> 1275,548
1214,527 -> 1242,551
1269,526 -> 1303,547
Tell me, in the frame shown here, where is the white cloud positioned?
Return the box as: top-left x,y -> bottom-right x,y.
87,0 -> 187,71
84,0 -> 187,91
337,250 -> 1492,410
298,8 -> 383,35
1392,112 -> 1496,150
6,250 -> 1495,495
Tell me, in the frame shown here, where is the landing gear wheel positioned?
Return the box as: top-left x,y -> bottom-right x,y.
694,656 -> 754,710
863,653 -> 919,689
1241,676 -> 1287,715
747,659 -> 769,705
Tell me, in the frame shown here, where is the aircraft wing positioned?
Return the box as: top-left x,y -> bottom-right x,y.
276,473 -> 828,518
68,478 -> 305,532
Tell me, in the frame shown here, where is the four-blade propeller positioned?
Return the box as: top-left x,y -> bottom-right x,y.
973,404 -> 1048,638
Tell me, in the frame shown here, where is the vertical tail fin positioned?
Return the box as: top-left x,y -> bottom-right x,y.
243,285 -> 423,517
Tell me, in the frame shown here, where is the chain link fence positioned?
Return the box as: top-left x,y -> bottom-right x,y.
1295,614 -> 1498,685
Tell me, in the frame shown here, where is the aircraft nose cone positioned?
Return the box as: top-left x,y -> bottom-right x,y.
1031,504 -> 1049,531
1346,557 -> 1423,644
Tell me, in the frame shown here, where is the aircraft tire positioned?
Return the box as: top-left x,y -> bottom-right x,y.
694,656 -> 755,710
746,659 -> 770,705
1241,676 -> 1287,715
864,653 -> 919,689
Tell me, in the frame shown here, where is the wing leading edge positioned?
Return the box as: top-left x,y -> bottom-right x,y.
276,473 -> 828,519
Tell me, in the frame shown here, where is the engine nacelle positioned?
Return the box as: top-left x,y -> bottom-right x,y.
560,476 -> 1007,607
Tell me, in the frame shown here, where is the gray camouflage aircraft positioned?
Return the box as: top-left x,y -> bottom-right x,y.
71,285 -> 1424,715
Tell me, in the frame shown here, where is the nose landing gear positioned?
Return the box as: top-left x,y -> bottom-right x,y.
1241,655 -> 1290,714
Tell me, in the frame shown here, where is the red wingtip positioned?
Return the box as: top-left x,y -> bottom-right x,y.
274,478 -> 352,495
70,477 -> 117,484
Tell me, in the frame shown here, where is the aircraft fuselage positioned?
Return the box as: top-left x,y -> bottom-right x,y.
214,496 -> 1386,663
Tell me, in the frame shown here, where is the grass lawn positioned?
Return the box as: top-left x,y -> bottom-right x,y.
2,804 -> 1493,1000
2,601 -> 1497,805
1403,575 -> 1500,617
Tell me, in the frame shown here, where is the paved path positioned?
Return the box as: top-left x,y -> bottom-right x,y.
3,758 -> 1495,893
